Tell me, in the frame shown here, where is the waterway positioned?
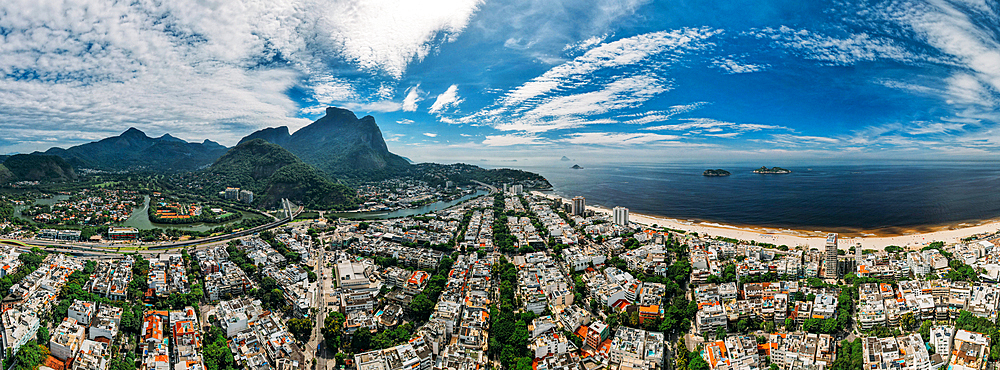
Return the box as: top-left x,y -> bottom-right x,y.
330,189 -> 489,220
123,196 -> 253,231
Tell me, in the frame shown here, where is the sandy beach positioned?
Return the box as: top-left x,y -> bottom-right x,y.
532,191 -> 1000,251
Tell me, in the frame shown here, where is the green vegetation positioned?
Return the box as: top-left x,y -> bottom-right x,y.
288,317 -> 313,342
828,339 -> 863,370
488,257 -> 533,370
323,312 -> 346,353
3,154 -> 76,182
209,139 -> 358,210
203,326 -> 238,370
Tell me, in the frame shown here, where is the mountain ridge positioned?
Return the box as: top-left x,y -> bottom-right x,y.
41,128 -> 229,172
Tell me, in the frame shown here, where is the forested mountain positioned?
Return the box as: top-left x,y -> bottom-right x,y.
41,128 -> 229,172
3,154 -> 76,182
209,139 -> 357,210
239,107 -> 410,179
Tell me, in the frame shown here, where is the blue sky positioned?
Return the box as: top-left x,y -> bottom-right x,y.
1,0 -> 999,163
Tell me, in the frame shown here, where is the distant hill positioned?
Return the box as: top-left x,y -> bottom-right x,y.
0,164 -> 13,184
240,107 -> 410,179
3,154 -> 76,182
209,139 -> 358,210
41,128 -> 229,172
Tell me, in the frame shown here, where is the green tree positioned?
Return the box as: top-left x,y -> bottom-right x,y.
287,318 -> 313,343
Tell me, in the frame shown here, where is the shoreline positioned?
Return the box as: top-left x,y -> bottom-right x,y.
532,191 -> 1000,251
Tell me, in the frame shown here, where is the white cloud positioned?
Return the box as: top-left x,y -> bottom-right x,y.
0,0 -> 487,152
644,118 -> 788,132
498,28 -> 721,108
318,0 -> 484,78
423,132 -> 438,137
397,119 -> 415,125
429,85 -> 464,114
482,133 -> 548,146
711,57 -> 767,74
402,85 -> 424,112
560,132 -> 683,145
619,102 -> 709,124
748,26 -> 929,65
564,34 -> 609,53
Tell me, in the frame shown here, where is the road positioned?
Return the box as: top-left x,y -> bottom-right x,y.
3,204 -> 304,258
305,245 -> 331,370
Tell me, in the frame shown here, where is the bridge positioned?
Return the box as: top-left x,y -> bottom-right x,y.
0,240 -> 30,247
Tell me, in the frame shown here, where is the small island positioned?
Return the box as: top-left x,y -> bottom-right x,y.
561,156 -> 571,161
703,169 -> 731,177
754,166 -> 791,174
571,164 -> 584,169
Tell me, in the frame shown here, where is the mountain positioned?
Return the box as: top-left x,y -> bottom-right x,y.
209,139 -> 358,210
237,126 -> 291,147
41,128 -> 229,172
561,156 -> 571,161
240,107 -> 410,179
3,154 -> 76,182
0,164 -> 13,184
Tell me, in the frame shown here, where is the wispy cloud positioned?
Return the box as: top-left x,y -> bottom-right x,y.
560,132 -> 684,145
402,85 -> 424,112
644,118 -> 788,133
711,56 -> 767,74
429,85 -> 464,114
482,133 -> 549,146
423,132 -> 438,137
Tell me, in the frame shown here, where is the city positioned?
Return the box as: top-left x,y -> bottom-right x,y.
0,182 -> 995,370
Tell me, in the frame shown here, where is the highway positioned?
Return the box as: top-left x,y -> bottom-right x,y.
2,201 -> 304,258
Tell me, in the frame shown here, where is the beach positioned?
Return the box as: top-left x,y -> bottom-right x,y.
532,191 -> 1000,251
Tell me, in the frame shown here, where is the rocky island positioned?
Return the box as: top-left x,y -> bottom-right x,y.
703,169 -> 731,176
571,164 -> 584,169
754,166 -> 791,174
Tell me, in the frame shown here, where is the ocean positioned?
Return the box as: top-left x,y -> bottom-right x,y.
506,161 -> 1000,234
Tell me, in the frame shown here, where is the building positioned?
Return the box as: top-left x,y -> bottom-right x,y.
224,187 -> 239,200
860,334 -> 931,370
949,330 -> 990,370
571,196 -> 586,216
239,189 -> 254,204
68,300 -> 97,326
613,206 -> 629,226
50,317 -> 85,361
107,227 -> 138,241
824,233 -> 838,279
73,339 -> 109,370
929,326 -> 955,357
0,309 -> 38,360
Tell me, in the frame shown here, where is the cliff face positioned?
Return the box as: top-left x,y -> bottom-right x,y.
239,107 -> 410,178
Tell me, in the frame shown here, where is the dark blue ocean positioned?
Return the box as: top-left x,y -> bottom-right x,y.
506,161 -> 1000,234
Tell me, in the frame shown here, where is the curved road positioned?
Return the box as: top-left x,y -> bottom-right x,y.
4,205 -> 304,258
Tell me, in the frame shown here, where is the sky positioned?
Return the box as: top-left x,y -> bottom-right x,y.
2,0 -> 1000,163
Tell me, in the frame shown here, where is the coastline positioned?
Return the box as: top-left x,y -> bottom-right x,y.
532,191 -> 1000,251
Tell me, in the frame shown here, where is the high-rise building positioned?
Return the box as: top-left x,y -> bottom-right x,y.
613,206 -> 629,226
856,242 -> 862,265
571,196 -> 586,216
239,190 -> 254,204
224,187 -> 239,200
825,233 -> 839,279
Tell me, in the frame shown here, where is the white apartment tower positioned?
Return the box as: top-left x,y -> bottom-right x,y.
825,233 -> 839,279
571,196 -> 586,216
613,207 -> 629,226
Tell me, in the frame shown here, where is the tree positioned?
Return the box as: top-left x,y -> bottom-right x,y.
785,318 -> 795,332
409,294 -> 435,321
688,353 -> 710,370
35,327 -> 49,344
352,329 -> 372,351
287,318 -> 313,343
